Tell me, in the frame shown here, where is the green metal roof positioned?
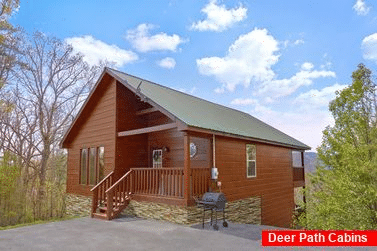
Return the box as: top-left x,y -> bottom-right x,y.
108,68 -> 310,150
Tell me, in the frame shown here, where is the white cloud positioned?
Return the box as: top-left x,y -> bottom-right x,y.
301,62 -> 314,71
353,0 -> 370,16
282,39 -> 305,48
362,33 -> 377,62
294,39 -> 305,45
197,28 -> 279,92
214,87 -> 225,94
157,57 -> 176,69
294,83 -> 347,107
65,35 -> 138,67
126,24 -> 186,53
190,0 -> 247,32
258,63 -> 336,98
230,98 -> 258,105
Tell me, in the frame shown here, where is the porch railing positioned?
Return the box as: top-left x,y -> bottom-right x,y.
191,168 -> 210,197
131,167 -> 184,198
130,167 -> 210,199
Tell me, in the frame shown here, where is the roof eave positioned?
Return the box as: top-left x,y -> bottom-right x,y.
182,125 -> 311,151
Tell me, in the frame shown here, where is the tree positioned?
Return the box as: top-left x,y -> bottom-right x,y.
1,31 -> 100,218
300,64 -> 377,229
0,0 -> 20,91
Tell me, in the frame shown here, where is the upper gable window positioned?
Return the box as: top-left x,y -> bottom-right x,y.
246,144 -> 256,178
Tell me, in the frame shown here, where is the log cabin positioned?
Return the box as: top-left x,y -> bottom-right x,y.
61,67 -> 310,228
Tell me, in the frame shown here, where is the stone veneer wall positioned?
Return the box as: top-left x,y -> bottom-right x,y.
226,197 -> 261,224
122,196 -> 261,225
65,194 -> 92,217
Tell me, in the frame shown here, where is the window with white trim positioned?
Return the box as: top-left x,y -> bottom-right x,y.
246,144 -> 256,178
152,149 -> 162,168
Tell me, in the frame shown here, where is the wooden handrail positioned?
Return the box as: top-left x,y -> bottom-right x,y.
91,171 -> 114,218
106,170 -> 134,193
104,169 -> 134,220
90,171 -> 114,192
130,167 -> 183,171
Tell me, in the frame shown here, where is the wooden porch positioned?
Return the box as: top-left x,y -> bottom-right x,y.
91,166 -> 210,220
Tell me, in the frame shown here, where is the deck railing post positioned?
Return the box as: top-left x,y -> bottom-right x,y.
91,188 -> 98,217
106,190 -> 114,220
183,132 -> 191,206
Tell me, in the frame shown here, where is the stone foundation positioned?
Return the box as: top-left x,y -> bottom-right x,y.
64,194 -> 92,217
63,193 -> 261,224
122,196 -> 261,225
226,197 -> 261,224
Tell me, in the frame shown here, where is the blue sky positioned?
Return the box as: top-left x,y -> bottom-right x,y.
10,0 -> 377,151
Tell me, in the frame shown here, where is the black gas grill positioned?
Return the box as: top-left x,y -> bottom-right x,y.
196,192 -> 228,230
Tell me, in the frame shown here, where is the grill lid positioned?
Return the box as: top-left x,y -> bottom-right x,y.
201,192 -> 227,203
199,192 -> 227,209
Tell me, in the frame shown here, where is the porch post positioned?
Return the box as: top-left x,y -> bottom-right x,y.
301,151 -> 306,204
183,132 -> 191,206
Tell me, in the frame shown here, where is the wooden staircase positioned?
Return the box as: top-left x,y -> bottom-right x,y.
91,170 -> 134,220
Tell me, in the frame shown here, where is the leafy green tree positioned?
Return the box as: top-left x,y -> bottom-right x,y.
300,64 -> 377,229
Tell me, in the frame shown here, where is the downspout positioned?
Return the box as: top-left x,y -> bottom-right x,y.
213,134 -> 216,168
211,135 -> 219,185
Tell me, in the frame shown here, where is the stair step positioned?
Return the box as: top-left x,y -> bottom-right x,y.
104,198 -> 131,206
92,212 -> 108,220
99,206 -> 107,213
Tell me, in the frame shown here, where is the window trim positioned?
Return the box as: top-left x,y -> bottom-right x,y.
246,144 -> 257,178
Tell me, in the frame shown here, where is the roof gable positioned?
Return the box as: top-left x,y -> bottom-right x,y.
61,68 -> 310,150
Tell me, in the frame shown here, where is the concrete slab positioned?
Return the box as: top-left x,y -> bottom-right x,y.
0,217 -> 375,251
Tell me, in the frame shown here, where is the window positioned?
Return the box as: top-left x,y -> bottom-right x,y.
80,148 -> 88,184
80,146 -> 105,185
292,151 -> 303,167
152,149 -> 162,168
89,148 -> 96,185
97,147 -> 105,182
246,144 -> 256,178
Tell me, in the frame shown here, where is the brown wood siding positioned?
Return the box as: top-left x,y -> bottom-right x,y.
148,129 -> 184,167
115,82 -> 149,177
190,136 -> 211,169
66,75 -> 117,196
215,136 -> 294,228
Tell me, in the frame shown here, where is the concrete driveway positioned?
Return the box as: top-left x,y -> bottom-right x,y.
0,216 -> 375,251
